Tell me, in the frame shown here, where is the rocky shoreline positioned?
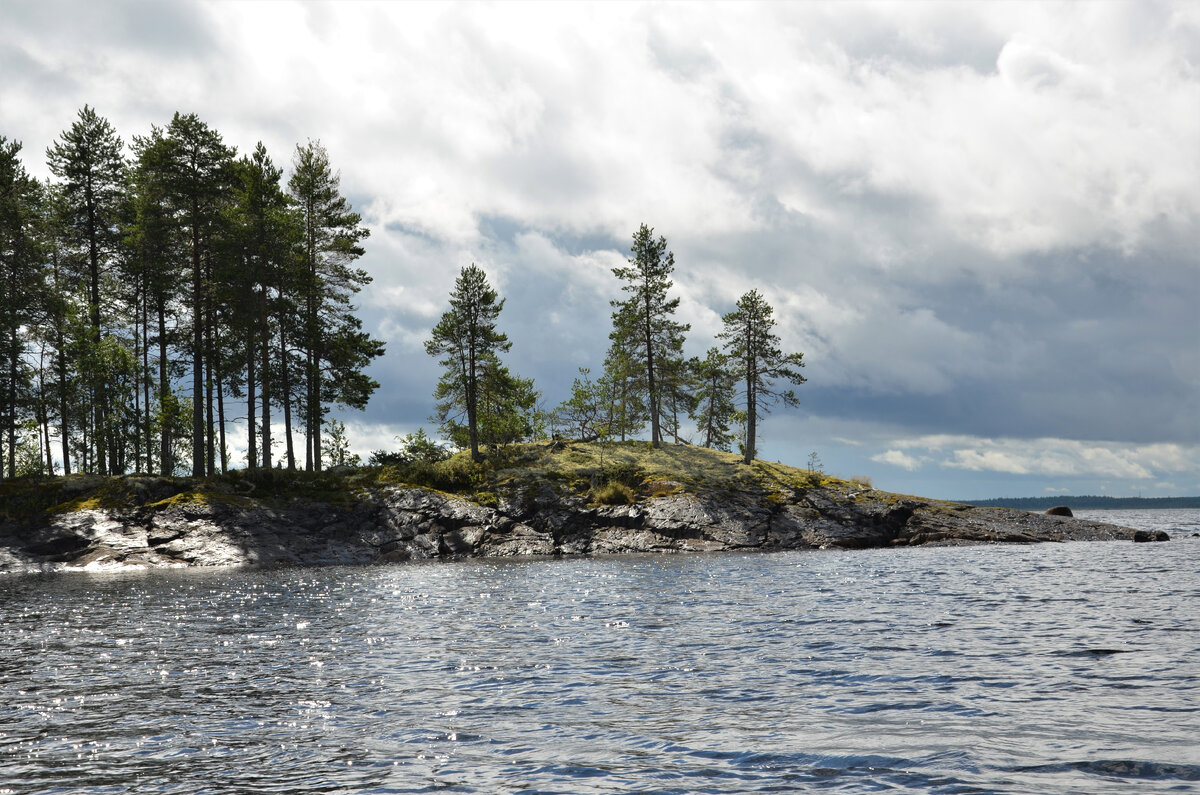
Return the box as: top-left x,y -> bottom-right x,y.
0,477 -> 1147,575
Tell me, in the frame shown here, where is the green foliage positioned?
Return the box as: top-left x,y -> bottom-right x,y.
0,135 -> 45,479
0,109 -> 384,482
690,347 -> 738,451
427,264 -> 540,460
598,331 -> 648,442
592,480 -> 635,505
401,427 -> 451,463
321,418 -> 360,467
600,461 -> 644,489
4,442 -> 873,532
155,389 -> 193,476
555,367 -> 611,441
289,139 -> 382,472
719,289 -> 806,465
609,223 -> 689,446
369,428 -> 450,468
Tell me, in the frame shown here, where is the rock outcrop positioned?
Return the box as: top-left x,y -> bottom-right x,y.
0,479 -> 1143,575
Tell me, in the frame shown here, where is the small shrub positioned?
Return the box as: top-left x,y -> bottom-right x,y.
592,480 -> 635,505
402,429 -> 451,463
601,462 -> 643,488
429,455 -> 487,493
369,450 -> 407,467
849,475 -> 873,489
645,480 -> 679,498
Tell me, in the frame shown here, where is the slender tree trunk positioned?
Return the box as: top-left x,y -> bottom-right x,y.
57,334 -> 70,475
142,283 -> 152,474
132,282 -> 142,473
5,333 -> 16,478
744,382 -> 756,465
35,350 -> 50,475
743,329 -> 756,465
642,300 -> 659,447
85,184 -> 108,475
203,271 -> 215,478
467,346 -> 479,460
157,300 -> 172,476
205,351 -> 215,477
191,206 -> 204,477
247,335 -> 257,472
49,250 -> 70,476
304,344 -> 314,472
305,206 -> 319,472
40,378 -> 52,476
312,362 -> 322,472
260,286 -> 271,470
280,322 -> 295,470
216,372 -> 227,474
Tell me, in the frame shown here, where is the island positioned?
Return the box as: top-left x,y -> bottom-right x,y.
0,442 -> 1144,575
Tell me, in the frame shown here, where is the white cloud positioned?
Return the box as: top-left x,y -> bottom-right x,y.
871,449 -> 923,471
889,435 -> 1199,481
2,1 -> 1196,495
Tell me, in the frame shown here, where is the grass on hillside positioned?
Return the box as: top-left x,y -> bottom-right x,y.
1,441 -> 879,522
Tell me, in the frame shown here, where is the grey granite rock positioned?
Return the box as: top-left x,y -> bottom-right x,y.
0,482 -> 1142,575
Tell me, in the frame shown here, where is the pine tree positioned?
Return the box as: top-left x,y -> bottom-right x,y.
33,181 -> 79,474
229,142 -> 298,470
157,113 -> 235,477
610,223 -> 689,447
426,264 -> 512,461
288,140 -> 375,472
0,138 -> 44,479
718,289 -> 806,465
598,330 -> 647,442
657,354 -> 698,444
473,363 -> 541,450
129,126 -> 187,474
690,348 -> 738,451
555,367 -> 611,442
46,106 -> 127,474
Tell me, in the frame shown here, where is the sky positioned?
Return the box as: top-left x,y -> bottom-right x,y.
2,0 -> 1197,500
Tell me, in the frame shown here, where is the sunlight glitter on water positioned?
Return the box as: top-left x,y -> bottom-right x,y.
1,534 -> 1198,794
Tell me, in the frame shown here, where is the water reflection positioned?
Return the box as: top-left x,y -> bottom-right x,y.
2,541 -> 1198,793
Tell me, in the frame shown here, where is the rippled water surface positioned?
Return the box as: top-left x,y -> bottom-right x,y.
2,529 -> 1198,794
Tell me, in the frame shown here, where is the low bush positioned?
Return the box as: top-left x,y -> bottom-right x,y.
592,480 -> 635,505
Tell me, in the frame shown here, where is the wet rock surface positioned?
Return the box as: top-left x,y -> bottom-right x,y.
0,482 -> 1142,574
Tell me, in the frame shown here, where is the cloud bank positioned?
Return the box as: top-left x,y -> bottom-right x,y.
2,0 -> 1196,497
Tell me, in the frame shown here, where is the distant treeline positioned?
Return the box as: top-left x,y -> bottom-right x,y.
967,496 -> 1200,510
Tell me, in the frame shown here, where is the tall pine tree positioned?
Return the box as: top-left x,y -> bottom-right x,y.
157,113 -> 235,476
288,140 -> 377,471
610,223 -> 688,447
426,264 -> 512,461
46,106 -> 127,474
718,289 -> 806,465
0,138 -> 43,479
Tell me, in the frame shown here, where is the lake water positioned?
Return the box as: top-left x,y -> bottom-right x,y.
1,510 -> 1197,794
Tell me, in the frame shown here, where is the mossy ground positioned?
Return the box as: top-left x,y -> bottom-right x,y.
0,441 -> 895,520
